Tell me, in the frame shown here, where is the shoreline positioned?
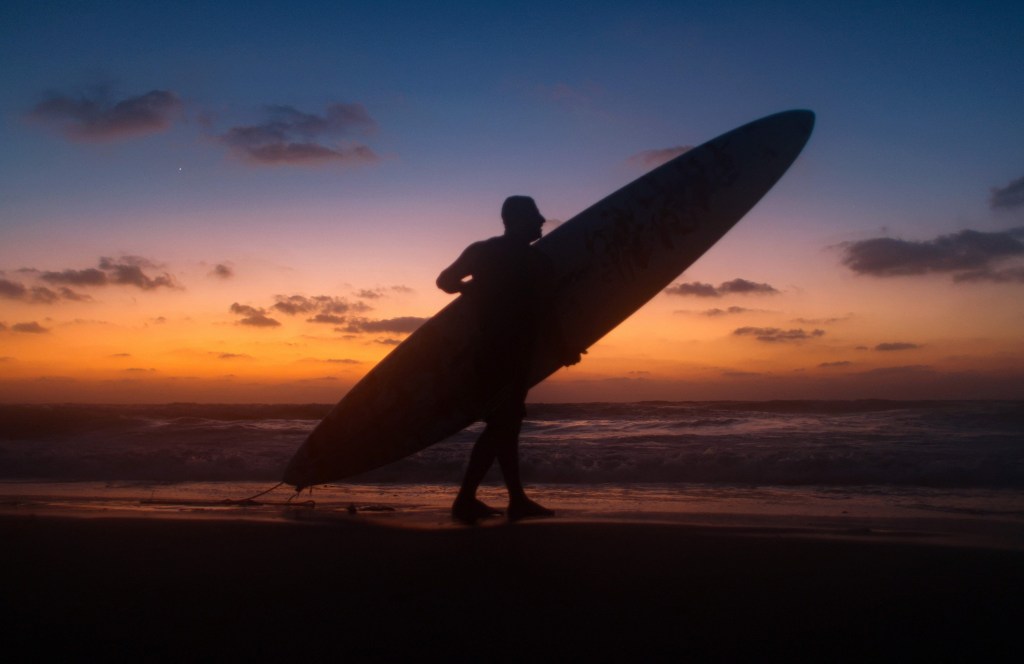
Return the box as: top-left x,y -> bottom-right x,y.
4,479 -> 1023,551
3,511 -> 1022,661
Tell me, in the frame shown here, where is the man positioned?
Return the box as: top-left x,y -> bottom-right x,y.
436,196 -> 580,523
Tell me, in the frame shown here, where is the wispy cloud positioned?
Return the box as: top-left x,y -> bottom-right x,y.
28,88 -> 181,141
991,176 -> 1024,210
220,103 -> 378,166
343,316 -> 427,334
792,316 -> 850,325
819,361 -> 853,368
209,264 -> 233,279
12,321 -> 50,334
666,278 -> 779,297
627,145 -> 693,169
273,294 -> 367,317
952,266 -> 1024,284
307,313 -> 346,325
733,327 -> 824,342
699,306 -> 755,317
840,228 -> 1024,279
875,342 -> 921,351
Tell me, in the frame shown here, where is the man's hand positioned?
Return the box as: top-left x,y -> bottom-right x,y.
563,349 -> 586,367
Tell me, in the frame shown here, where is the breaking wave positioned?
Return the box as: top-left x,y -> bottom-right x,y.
1,401 -> 1021,489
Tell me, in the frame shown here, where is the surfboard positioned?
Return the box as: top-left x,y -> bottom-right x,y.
283,109 -> 815,489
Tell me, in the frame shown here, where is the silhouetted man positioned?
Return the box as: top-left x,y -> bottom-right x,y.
437,196 -> 579,523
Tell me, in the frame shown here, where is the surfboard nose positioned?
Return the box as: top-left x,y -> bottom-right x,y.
788,109 -> 816,139
746,109 -> 815,163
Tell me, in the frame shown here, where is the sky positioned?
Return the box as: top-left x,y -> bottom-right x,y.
1,0 -> 1023,402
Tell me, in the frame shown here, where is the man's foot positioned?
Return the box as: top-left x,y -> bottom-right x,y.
451,497 -> 502,524
507,497 -> 554,522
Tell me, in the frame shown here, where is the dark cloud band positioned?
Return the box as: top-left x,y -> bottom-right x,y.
220,103 -> 378,166
28,89 -> 181,141
991,177 -> 1024,210
841,228 -> 1024,278
666,278 -> 779,298
343,316 -> 427,334
733,327 -> 824,342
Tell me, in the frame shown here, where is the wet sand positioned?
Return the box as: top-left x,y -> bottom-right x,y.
2,512 -> 1022,662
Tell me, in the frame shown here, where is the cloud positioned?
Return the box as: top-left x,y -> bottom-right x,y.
272,295 -> 322,315
733,327 -> 825,342
55,287 -> 92,302
324,358 -> 362,364
0,279 -> 24,299
98,256 -> 176,289
875,342 -> 921,352
0,278 -> 90,304
36,256 -> 176,291
109,353 -> 132,358
28,89 -> 181,141
840,228 -> 1024,279
991,177 -> 1024,210
38,268 -> 107,286
719,279 -> 779,295
210,264 -> 233,279
0,323 -> 6,332
700,306 -> 754,317
220,103 -> 378,166
665,278 -> 779,297
217,353 -> 251,360
666,281 -> 717,297
628,145 -> 693,168
819,361 -> 853,368
356,288 -> 383,299
375,337 -> 402,345
229,303 -> 281,328
272,294 -> 367,316
792,316 -> 850,325
951,266 -> 1024,284
307,313 -> 346,325
12,321 -> 49,334
344,316 -> 428,334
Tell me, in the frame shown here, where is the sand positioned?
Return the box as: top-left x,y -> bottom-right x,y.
2,511 -> 1022,662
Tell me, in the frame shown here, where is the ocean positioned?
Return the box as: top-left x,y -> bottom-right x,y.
2,401 -> 1023,541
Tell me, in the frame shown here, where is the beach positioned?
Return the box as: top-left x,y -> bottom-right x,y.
3,400 -> 1022,660
3,503 -> 1022,662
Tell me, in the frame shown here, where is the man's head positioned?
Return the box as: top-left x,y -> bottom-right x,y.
501,195 -> 545,242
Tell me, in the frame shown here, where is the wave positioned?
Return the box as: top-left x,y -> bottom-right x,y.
0,401 -> 1021,488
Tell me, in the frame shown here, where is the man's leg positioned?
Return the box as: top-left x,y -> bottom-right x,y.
451,426 -> 503,523
492,398 -> 554,521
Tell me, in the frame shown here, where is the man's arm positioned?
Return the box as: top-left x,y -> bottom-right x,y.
436,243 -> 480,294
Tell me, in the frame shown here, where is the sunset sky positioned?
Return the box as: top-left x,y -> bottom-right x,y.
2,1 -> 1022,402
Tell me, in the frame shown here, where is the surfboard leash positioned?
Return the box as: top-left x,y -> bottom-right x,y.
226,481 -> 286,505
